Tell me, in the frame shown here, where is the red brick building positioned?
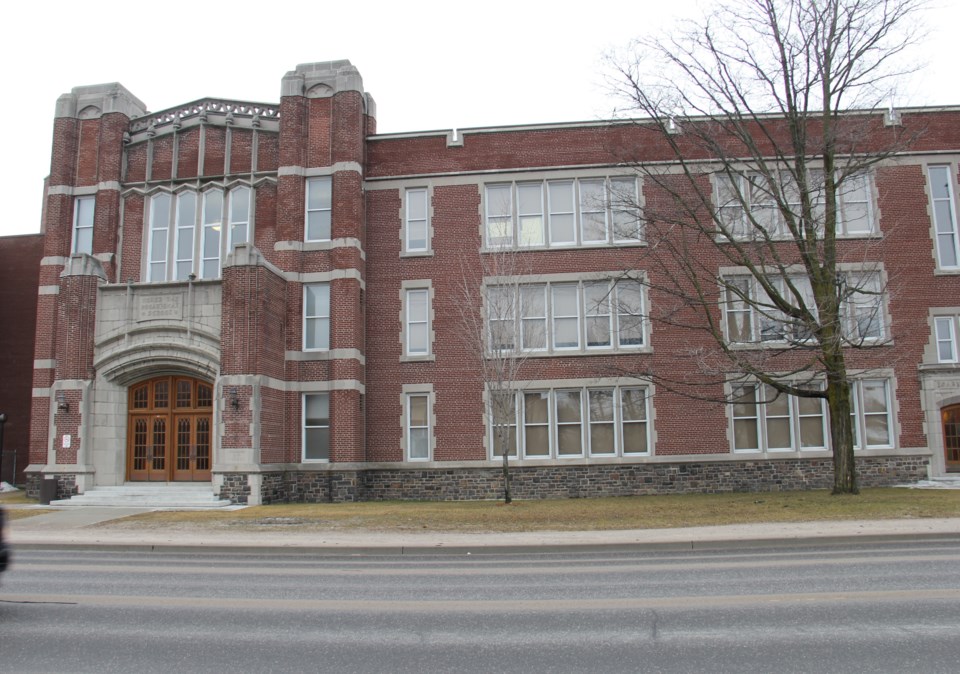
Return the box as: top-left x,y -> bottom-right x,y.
21,60 -> 960,502
0,233 -> 43,485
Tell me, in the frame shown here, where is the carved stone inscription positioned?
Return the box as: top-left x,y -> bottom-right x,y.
137,295 -> 183,322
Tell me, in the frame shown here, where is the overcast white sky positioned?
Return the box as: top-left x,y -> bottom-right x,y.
2,0 -> 957,236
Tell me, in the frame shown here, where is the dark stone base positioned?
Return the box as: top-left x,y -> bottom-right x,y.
24,473 -> 78,501
217,456 -> 929,504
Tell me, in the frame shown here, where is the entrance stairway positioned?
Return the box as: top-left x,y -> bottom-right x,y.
50,483 -> 233,508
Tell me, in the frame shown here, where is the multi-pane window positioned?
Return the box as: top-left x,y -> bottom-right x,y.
489,279 -> 645,355
303,393 -> 330,461
306,177 -> 332,242
723,272 -> 883,344
715,170 -> 875,238
303,283 -> 330,351
71,196 -> 95,255
406,393 -> 431,461
934,316 -> 958,363
731,384 -> 827,452
405,188 -> 429,252
491,386 -> 650,459
147,187 -> 251,282
484,177 -> 641,248
850,379 -> 893,449
405,288 -> 431,356
731,379 -> 892,452
928,166 -> 959,269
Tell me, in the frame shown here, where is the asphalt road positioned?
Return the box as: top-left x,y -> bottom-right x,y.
2,541 -> 959,673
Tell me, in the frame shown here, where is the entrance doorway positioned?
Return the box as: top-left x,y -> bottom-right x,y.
127,376 -> 213,481
945,404 -> 960,474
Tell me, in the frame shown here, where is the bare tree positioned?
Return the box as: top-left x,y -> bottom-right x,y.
458,238 -> 544,504
606,0 -> 926,493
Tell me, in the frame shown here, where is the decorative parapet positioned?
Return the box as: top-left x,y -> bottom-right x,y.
127,98 -> 281,140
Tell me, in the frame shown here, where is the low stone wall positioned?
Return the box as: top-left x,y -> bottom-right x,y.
217,455 -> 929,504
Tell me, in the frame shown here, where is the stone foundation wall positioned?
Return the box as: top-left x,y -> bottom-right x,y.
218,473 -> 252,504
233,456 -> 929,504
24,473 -> 78,501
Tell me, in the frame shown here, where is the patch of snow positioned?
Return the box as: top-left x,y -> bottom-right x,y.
0,481 -> 20,493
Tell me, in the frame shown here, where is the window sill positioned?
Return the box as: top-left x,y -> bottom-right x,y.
400,354 -> 436,363
400,250 -> 434,258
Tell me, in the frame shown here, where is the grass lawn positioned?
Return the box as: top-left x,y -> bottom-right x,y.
80,488 -> 960,533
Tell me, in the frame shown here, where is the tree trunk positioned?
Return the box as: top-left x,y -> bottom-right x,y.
502,451 -> 512,504
825,368 -> 858,495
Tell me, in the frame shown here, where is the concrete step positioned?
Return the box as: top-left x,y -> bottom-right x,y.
51,483 -> 232,508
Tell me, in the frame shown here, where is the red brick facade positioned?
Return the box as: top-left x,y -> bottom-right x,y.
12,60 -> 960,502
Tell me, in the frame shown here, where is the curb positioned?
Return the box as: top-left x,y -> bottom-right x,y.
10,531 -> 960,556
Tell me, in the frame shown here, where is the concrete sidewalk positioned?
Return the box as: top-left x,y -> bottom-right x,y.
6,505 -> 960,554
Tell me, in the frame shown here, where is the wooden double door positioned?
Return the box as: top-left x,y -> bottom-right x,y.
127,376 -> 213,482
945,404 -> 960,473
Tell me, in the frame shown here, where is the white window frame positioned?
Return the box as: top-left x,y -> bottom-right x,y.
485,177 -> 642,249
715,170 -> 877,240
302,393 -> 330,462
404,287 -> 431,357
405,392 -> 432,461
228,186 -> 251,249
934,315 -> 958,363
928,165 -> 960,269
71,196 -> 95,255
488,279 -> 646,356
850,379 -> 894,450
731,383 -> 828,454
404,187 -> 430,253
147,187 -> 253,282
492,385 -> 652,460
303,283 -> 331,351
723,271 -> 883,345
305,177 -> 332,242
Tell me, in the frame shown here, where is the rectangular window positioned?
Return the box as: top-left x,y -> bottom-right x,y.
406,393 -> 431,461
731,384 -> 827,453
486,177 -> 641,248
724,272 -> 880,344
490,391 -> 518,458
489,279 -> 646,354
929,166 -> 960,269
148,193 -> 171,282
306,177 -> 332,242
71,196 -> 95,255
405,188 -> 429,252
523,392 -> 551,457
555,390 -> 583,456
579,179 -> 607,244
548,181 -> 576,246
716,170 -> 875,239
488,286 -> 516,353
517,183 -> 545,246
485,184 -> 513,248
551,284 -> 581,350
148,187 -> 254,282
492,386 -> 651,459
520,285 -> 547,351
174,192 -> 197,281
935,316 -> 958,363
584,283 -> 612,348
229,186 -> 251,247
405,288 -> 430,356
201,191 -> 223,279
850,379 -> 892,449
303,283 -> 330,351
303,393 -> 330,461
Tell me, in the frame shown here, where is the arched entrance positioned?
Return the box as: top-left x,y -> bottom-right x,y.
127,376 -> 213,481
945,404 -> 960,473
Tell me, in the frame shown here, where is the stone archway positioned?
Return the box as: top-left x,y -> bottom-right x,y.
127,376 -> 213,482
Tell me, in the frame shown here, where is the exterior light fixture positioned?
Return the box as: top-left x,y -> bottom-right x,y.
55,392 -> 69,413
229,387 -> 240,411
